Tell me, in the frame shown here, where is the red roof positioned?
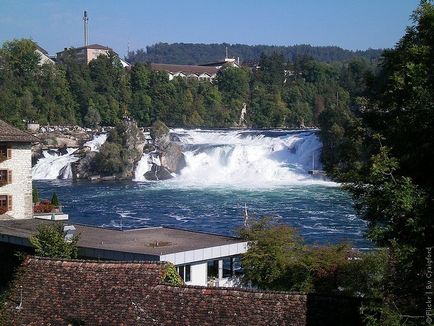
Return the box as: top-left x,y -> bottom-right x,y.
0,257 -> 307,325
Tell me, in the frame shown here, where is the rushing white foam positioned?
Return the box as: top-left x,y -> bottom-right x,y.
83,133 -> 107,152
33,133 -> 107,180
134,129 -> 335,188
32,148 -> 80,180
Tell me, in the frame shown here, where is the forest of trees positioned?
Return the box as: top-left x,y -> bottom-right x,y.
127,42 -> 383,65
0,39 -> 377,131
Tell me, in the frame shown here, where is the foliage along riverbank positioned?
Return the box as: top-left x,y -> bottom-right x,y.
316,3 -> 433,325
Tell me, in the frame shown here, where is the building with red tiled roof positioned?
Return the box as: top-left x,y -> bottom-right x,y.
0,257 -> 308,325
0,120 -> 39,220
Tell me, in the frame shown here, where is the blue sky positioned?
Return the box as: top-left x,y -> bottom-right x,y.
0,0 -> 420,57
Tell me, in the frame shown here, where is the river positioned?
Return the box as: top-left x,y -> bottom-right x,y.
33,129 -> 371,248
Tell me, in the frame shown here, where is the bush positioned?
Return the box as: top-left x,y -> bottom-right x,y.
29,223 -> 79,259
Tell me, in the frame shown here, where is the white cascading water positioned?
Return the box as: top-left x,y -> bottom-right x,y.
134,129 -> 334,187
32,148 -> 80,180
83,133 -> 107,152
32,133 -> 107,180
133,150 -> 161,181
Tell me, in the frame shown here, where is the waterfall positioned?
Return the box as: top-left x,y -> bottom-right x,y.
32,148 -> 80,180
83,133 -> 107,152
133,129 -> 331,187
32,133 -> 107,180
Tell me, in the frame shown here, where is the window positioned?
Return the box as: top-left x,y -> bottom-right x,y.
207,260 -> 219,279
0,195 -> 12,214
0,144 -> 11,161
176,264 -> 191,282
0,170 -> 11,186
223,257 -> 233,278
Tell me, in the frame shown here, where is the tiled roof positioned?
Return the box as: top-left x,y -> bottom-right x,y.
151,63 -> 219,76
0,120 -> 40,143
0,257 -> 307,325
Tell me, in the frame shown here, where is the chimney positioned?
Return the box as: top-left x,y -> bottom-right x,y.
83,11 -> 89,46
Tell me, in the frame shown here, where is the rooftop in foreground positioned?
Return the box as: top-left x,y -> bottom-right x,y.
0,256 -> 309,325
0,218 -> 247,262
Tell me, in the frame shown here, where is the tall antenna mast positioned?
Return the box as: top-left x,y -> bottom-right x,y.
83,11 -> 89,46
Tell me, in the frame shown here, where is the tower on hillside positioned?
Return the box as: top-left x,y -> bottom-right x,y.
83,11 -> 89,46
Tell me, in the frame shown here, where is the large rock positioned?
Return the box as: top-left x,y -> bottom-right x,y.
144,121 -> 186,181
73,150 -> 96,180
144,165 -> 174,181
160,142 -> 186,173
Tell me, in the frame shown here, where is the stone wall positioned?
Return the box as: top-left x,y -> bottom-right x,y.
0,143 -> 33,219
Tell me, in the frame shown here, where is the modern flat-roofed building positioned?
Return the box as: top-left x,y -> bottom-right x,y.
0,120 -> 39,219
0,219 -> 248,287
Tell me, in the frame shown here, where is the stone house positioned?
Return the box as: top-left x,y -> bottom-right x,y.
0,120 -> 39,219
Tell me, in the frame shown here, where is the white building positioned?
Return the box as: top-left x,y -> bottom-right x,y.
35,44 -> 55,65
0,220 -> 248,287
0,120 -> 39,219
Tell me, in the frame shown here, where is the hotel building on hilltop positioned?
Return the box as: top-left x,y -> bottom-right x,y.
0,120 -> 39,219
150,57 -> 240,82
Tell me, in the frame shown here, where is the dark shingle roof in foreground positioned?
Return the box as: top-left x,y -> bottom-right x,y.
0,120 -> 40,143
0,257 -> 307,325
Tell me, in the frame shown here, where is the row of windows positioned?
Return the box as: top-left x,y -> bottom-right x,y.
207,257 -> 242,279
176,257 -> 242,283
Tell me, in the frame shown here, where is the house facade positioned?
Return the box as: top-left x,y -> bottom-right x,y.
0,120 -> 39,219
57,44 -> 112,65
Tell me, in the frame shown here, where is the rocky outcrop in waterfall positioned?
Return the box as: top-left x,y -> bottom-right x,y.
142,121 -> 186,181
91,119 -> 145,179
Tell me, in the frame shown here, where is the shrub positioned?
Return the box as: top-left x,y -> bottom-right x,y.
50,192 -> 60,207
30,223 -> 79,259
